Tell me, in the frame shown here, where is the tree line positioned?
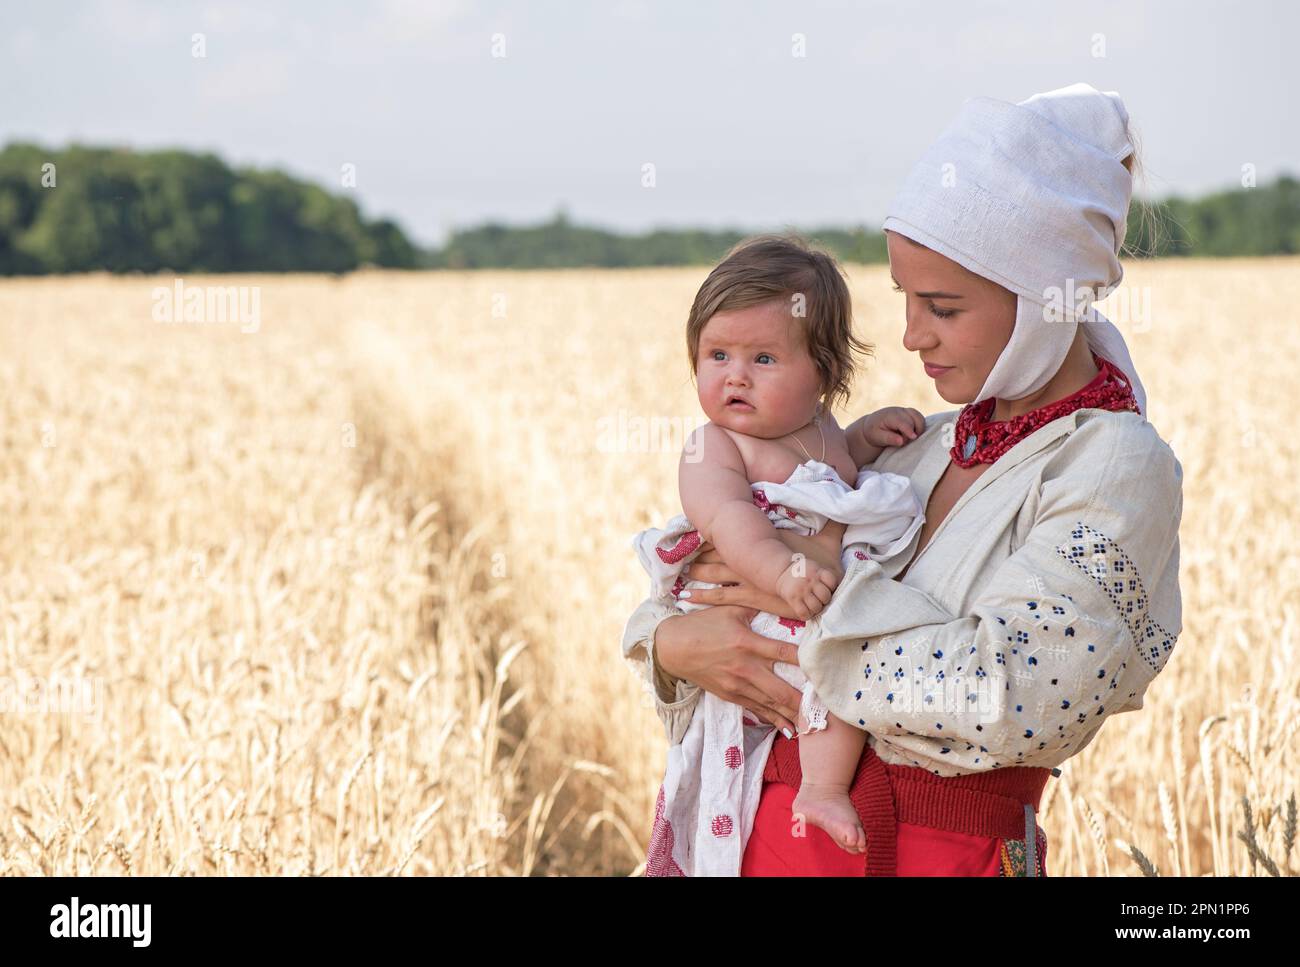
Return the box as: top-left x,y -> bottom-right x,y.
431,180 -> 1300,268
0,143 -> 1295,274
0,143 -> 416,274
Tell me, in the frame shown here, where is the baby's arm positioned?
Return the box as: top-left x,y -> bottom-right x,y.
680,425 -> 839,618
806,519 -> 848,573
678,423 -> 806,596
845,414 -> 887,469
845,406 -> 927,468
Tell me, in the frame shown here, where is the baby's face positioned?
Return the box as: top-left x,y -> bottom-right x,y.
696,298 -> 823,439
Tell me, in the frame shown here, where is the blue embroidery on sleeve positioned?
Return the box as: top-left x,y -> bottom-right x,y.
1055,523 -> 1177,674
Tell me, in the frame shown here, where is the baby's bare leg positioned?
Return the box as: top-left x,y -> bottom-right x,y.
791,715 -> 868,854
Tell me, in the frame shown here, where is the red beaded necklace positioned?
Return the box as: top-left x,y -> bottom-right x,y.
950,352 -> 1140,468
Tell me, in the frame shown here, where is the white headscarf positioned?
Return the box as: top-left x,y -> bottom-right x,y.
881,82 -> 1147,415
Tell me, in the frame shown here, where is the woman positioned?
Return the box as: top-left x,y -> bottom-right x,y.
622,82 -> 1183,876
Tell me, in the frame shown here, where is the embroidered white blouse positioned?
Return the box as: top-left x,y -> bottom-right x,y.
620,406 -> 1184,777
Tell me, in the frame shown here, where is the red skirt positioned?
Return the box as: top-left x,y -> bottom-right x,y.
740,733 -> 1051,877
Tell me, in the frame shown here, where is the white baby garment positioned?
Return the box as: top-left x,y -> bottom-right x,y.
632,458 -> 924,876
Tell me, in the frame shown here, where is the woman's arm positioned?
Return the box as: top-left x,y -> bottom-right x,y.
799,417 -> 1184,774
620,596 -> 702,743
620,595 -> 805,742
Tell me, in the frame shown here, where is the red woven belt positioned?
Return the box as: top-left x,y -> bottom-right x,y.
762,733 -> 1052,876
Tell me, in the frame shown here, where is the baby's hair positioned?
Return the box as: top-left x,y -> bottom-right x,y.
685,232 -> 873,415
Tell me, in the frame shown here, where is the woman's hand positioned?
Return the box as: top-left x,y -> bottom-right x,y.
654,604 -> 806,736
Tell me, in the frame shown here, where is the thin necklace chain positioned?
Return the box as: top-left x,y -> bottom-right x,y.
788,410 -> 826,463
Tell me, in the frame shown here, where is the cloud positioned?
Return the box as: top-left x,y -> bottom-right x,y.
79,0 -> 172,46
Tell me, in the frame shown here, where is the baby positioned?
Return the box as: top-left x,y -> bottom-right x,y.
674,233 -> 924,855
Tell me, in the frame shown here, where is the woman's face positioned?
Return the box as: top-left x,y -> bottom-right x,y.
886,230 -> 1017,405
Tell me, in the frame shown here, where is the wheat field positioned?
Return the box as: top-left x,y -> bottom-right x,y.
0,257 -> 1295,876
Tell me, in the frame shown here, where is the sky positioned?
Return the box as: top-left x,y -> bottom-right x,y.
2,0 -> 1295,247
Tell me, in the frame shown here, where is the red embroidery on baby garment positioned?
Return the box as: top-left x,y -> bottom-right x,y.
645,784 -> 685,876
656,529 -> 701,564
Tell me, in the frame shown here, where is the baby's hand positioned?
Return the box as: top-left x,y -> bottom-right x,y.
775,555 -> 841,621
862,406 -> 926,449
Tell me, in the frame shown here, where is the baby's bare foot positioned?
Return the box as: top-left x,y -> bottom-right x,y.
792,782 -> 866,854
